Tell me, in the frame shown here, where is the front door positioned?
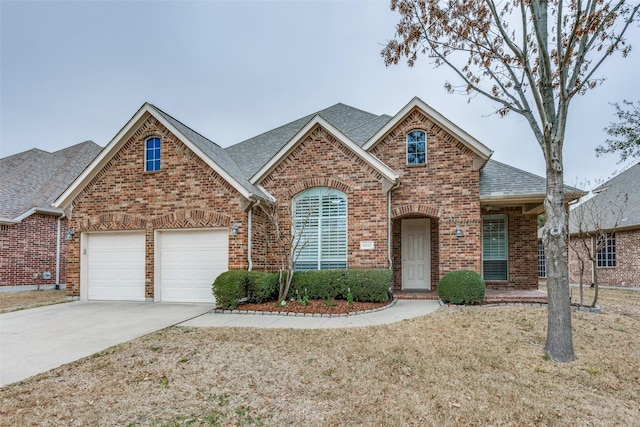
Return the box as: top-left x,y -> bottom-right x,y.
402,218 -> 431,290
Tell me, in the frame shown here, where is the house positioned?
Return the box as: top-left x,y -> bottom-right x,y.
0,141 -> 101,288
567,163 -> 640,288
53,97 -> 582,303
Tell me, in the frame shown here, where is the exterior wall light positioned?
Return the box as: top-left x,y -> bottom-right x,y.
455,225 -> 462,238
65,229 -> 75,241
231,223 -> 239,236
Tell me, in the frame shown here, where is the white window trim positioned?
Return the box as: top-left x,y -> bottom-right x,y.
482,214 -> 508,281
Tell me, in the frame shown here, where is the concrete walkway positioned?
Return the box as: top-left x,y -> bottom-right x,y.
0,299 -> 439,387
180,299 -> 441,329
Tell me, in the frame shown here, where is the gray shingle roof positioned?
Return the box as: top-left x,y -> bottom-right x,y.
0,141 -> 101,221
225,103 -> 391,178
569,162 -> 640,233
152,105 -> 269,200
480,159 -> 583,200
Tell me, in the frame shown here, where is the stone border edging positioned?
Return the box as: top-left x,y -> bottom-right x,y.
210,297 -> 398,317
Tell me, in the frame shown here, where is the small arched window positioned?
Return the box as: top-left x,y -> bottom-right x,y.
145,137 -> 161,171
406,130 -> 426,165
292,188 -> 347,270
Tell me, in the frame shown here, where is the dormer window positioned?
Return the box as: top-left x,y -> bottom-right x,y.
406,130 -> 426,165
145,137 -> 161,171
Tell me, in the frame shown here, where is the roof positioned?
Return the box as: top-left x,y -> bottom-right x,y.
151,105 -> 269,200
225,103 -> 392,178
569,162 -> 640,233
0,141 -> 101,223
54,104 -> 270,208
480,159 -> 584,203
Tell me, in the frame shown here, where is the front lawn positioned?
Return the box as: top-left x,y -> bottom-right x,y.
0,289 -> 68,314
1,287 -> 638,426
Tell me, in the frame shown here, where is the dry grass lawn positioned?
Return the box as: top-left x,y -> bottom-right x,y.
1,287 -> 638,426
0,289 -> 68,314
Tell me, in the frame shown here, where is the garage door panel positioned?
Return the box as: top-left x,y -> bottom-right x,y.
158,229 -> 227,303
86,233 -> 145,301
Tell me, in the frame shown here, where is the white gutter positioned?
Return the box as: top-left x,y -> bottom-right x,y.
248,206 -> 253,271
387,181 -> 401,269
56,216 -> 62,288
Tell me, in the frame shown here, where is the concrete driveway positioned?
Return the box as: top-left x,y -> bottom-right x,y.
0,301 -> 210,387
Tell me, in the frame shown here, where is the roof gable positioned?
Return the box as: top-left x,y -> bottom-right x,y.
362,97 -> 494,160
249,115 -> 399,185
569,162 -> 640,232
1,141 -> 101,223
54,104 -> 268,209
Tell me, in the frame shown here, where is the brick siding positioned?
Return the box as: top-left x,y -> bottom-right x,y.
64,115 -> 249,299
0,214 -> 67,287
569,228 -> 640,287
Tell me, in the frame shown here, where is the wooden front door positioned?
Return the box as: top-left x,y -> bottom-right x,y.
402,218 -> 431,290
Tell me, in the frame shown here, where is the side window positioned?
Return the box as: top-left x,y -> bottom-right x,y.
145,137 -> 161,171
596,232 -> 616,267
406,130 -> 426,165
482,214 -> 508,281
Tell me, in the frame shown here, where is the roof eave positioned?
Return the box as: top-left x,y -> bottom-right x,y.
55,103 -> 261,208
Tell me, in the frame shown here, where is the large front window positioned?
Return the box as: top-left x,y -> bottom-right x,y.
293,188 -> 347,270
482,215 -> 508,281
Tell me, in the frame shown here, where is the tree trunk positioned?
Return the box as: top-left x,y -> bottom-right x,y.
578,257 -> 584,307
591,258 -> 600,308
542,163 -> 576,362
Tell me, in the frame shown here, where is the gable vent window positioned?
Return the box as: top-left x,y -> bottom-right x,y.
482,214 -> 508,281
293,188 -> 347,271
145,137 -> 161,171
406,130 -> 426,165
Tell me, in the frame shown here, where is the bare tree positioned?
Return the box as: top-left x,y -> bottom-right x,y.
382,0 -> 639,361
258,201 -> 313,305
568,182 -> 628,307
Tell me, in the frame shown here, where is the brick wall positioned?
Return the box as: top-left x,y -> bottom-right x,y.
0,214 -> 67,287
258,126 -> 389,271
371,108 -> 483,290
64,115 -> 249,298
569,228 -> 640,287
484,207 -> 539,290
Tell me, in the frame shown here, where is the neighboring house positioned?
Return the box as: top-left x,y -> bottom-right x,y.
1,141 -> 102,288
53,97 -> 582,303
567,163 -> 640,288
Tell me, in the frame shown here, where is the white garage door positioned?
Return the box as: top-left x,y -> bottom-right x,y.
156,229 -> 228,303
85,232 -> 146,301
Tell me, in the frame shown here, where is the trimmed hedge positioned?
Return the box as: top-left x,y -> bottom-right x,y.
212,268 -> 393,309
212,270 -> 278,309
288,269 -> 392,303
437,270 -> 485,304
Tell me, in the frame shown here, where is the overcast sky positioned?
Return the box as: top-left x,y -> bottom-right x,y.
2,1 -> 638,189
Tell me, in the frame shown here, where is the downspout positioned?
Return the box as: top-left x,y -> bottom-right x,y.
55,214 -> 63,289
248,207 -> 253,271
387,181 -> 401,269
247,200 -> 261,272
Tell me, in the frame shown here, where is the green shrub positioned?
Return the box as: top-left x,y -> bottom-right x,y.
437,270 -> 485,304
212,270 -> 249,310
212,270 -> 279,309
247,271 -> 278,303
287,269 -> 391,303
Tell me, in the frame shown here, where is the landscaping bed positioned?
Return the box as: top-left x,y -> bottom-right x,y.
229,298 -> 390,315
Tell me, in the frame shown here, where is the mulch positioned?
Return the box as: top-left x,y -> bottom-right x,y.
230,298 -> 390,315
